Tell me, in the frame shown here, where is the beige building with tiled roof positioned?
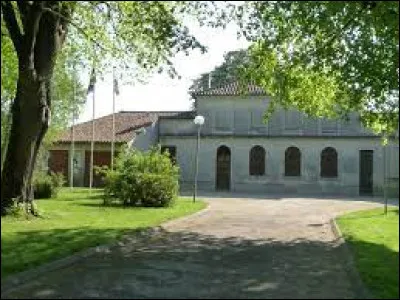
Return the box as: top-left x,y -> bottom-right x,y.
49,82 -> 399,197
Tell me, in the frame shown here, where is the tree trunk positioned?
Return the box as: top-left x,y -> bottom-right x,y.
0,1 -> 68,215
1,71 -> 51,215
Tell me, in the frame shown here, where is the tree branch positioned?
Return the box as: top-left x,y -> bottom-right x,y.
16,1 -> 28,30
323,3 -> 369,50
41,6 -> 107,52
23,1 -> 44,68
1,1 -> 23,53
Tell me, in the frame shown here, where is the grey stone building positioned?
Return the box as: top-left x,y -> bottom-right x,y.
158,82 -> 399,197
50,82 -> 399,197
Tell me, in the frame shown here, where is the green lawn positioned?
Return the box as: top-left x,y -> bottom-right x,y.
1,188 -> 206,278
336,207 -> 399,299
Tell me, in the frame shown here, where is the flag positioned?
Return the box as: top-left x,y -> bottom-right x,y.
87,66 -> 96,94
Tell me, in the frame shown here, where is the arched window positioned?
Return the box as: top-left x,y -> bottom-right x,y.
321,147 -> 338,177
249,146 -> 265,175
285,146 -> 301,176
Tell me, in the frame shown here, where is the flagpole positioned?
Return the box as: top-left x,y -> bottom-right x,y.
89,83 -> 95,192
70,71 -> 76,190
111,66 -> 116,170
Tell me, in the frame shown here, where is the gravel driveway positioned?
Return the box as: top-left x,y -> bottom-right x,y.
2,195 -> 385,299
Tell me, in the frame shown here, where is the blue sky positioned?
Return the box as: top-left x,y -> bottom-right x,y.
77,17 -> 250,123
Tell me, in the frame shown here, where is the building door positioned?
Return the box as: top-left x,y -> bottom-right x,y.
72,151 -> 85,187
216,146 -> 231,191
359,150 -> 373,195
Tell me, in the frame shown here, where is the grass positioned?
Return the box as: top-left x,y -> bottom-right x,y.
1,188 -> 206,278
336,207 -> 399,299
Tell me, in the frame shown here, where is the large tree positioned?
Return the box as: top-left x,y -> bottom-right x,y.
0,1 -> 231,215
236,1 -> 399,136
1,30 -> 86,169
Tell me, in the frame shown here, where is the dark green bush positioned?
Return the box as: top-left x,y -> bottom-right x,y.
33,175 -> 53,199
33,172 -> 65,199
100,146 -> 179,207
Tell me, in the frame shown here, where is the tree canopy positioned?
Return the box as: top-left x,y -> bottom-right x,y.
0,1 -> 233,213
190,49 -> 249,92
237,1 -> 399,136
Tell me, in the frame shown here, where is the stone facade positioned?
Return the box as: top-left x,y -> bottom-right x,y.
157,95 -> 399,197
159,135 -> 399,197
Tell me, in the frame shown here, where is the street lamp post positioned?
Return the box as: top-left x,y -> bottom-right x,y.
193,115 -> 205,203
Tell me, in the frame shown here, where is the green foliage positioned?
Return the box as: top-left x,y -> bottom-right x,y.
100,147 -> 179,207
60,1 -> 231,83
33,172 -> 65,199
3,202 -> 26,219
50,172 -> 66,190
33,175 -> 54,199
1,31 -> 17,168
1,1 -> 233,168
1,1 -> 234,192
1,24 -> 86,166
133,173 -> 178,208
237,1 -> 399,136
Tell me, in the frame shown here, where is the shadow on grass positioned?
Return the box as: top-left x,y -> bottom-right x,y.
74,202 -> 131,209
2,227 -> 398,299
1,227 -> 146,278
345,236 -> 399,299
74,202 -> 173,209
55,193 -> 104,202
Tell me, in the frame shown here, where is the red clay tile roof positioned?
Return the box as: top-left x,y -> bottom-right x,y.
191,81 -> 267,97
56,111 -> 189,143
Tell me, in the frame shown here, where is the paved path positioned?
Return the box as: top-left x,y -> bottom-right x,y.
2,195 -> 388,299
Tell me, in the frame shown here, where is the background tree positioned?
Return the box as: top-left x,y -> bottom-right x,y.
190,49 -> 249,92
236,1 -> 399,137
0,1 -> 232,215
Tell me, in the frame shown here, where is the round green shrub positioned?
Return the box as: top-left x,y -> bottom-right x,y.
100,146 -> 179,207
